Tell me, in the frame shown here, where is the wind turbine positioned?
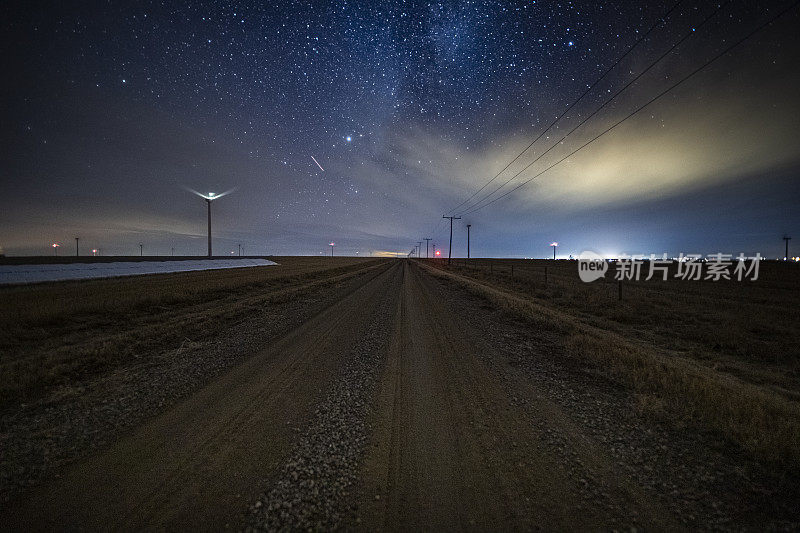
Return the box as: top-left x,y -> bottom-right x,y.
186,188 -> 235,257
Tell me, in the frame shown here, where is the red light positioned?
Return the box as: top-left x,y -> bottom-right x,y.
435,250 -> 441,256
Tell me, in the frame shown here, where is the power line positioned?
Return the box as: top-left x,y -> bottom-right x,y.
460,0 -> 731,215
445,0 -> 685,216
460,0 -> 800,216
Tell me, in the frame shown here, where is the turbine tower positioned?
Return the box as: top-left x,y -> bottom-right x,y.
186,188 -> 235,257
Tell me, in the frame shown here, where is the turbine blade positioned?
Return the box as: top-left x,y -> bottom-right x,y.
212,187 -> 237,199
184,186 -> 210,199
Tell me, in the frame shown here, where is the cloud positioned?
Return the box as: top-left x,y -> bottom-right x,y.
394,61 -> 800,216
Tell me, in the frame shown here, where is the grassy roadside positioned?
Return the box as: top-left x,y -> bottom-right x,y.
0,257 -> 388,411
416,259 -> 800,472
0,257 -> 379,325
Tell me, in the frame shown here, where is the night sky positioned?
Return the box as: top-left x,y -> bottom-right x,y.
2,1 -> 798,258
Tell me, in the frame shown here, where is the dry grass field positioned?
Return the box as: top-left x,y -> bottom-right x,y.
421,258 -> 800,470
0,257 -> 384,411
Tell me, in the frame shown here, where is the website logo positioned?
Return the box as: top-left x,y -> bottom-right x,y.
578,251 -> 608,282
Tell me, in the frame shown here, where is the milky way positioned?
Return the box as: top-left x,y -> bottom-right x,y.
2,1 -> 798,257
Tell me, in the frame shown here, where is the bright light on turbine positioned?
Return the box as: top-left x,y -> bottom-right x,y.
185,187 -> 236,201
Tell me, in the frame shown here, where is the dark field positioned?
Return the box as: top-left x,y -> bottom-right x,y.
0,256 -> 383,410
424,258 -> 800,469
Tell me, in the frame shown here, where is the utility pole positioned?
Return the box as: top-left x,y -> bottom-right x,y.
139,242 -> 143,256
238,243 -> 241,256
466,224 -> 471,259
442,215 -> 461,265
75,237 -> 79,257
417,241 -> 422,258
784,235 -> 792,260
424,238 -> 432,258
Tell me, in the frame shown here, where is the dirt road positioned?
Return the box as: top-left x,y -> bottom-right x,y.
354,262 -> 676,531
1,260 -> 788,530
3,262 -> 399,530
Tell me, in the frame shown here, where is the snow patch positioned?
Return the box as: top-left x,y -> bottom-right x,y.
0,259 -> 278,285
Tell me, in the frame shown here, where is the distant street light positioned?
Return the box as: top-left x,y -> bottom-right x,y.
139,242 -> 143,256
186,187 -> 235,257
329,242 -> 335,257
52,243 -> 59,256
551,242 -> 558,260
92,248 -> 98,256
